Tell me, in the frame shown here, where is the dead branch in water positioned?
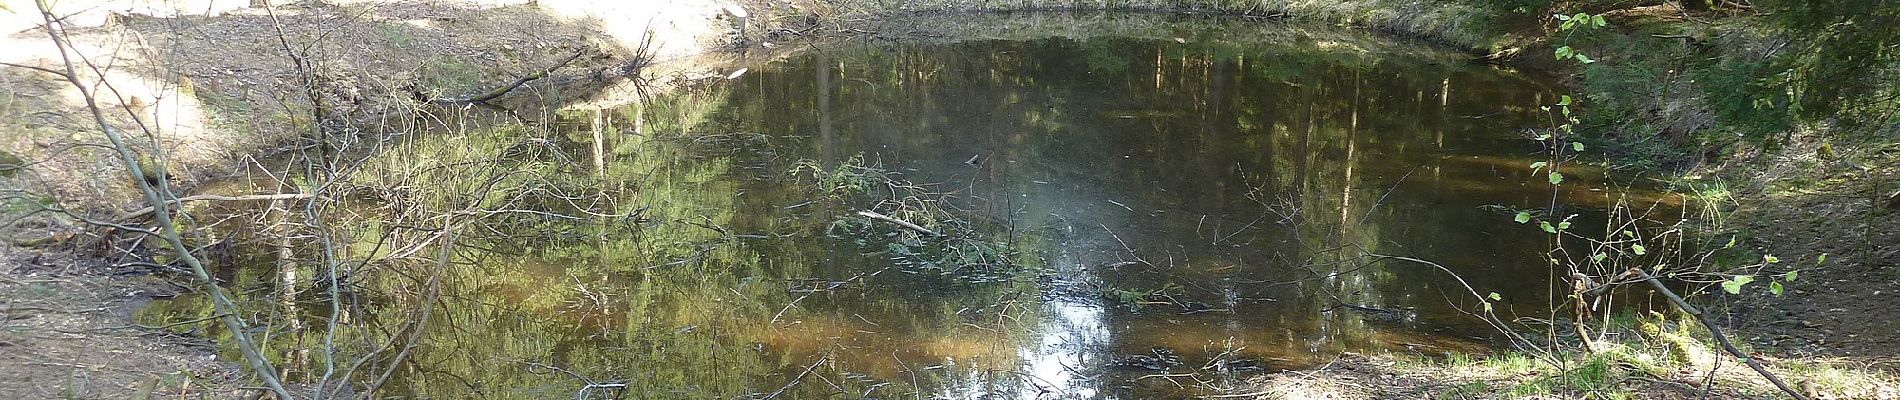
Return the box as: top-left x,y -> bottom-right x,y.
1630,268 -> 1808,400
117,193 -> 314,220
856,210 -> 941,237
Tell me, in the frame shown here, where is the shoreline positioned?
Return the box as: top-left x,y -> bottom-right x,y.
1,1 -> 1894,398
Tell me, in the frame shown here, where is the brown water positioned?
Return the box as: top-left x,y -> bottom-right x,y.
140,18 -> 1680,399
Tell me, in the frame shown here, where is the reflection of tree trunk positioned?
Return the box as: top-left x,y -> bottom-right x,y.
1436,77 -> 1450,179
1207,59 -> 1234,206
1297,82 -> 1315,210
1438,77 -> 1450,148
1154,48 -> 1165,92
592,109 -> 606,176
268,187 -> 306,380
1341,71 -> 1360,230
1297,78 -> 1328,337
1331,73 -> 1365,334
817,54 -> 834,165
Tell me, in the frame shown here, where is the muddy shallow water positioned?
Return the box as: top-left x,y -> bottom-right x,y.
141,17 -> 1678,399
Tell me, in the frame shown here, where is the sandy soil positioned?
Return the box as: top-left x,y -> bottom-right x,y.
0,247 -> 239,399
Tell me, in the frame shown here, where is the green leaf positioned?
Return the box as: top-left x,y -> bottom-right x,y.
1592,253 -> 1608,263
1724,236 -> 1737,249
1535,133 -> 1552,141
1530,161 -> 1548,171
1769,281 -> 1784,296
1631,244 -> 1647,255
1558,94 -> 1573,106
1540,221 -> 1557,234
1721,275 -> 1755,294
1783,270 -> 1798,282
1548,172 -> 1565,185
1593,15 -> 1608,27
1572,142 -> 1585,152
1575,54 -> 1596,64
1489,292 -> 1503,301
1817,253 -> 1827,264
1764,255 -> 1780,264
1554,13 -> 1572,21
1483,301 -> 1493,313
1558,221 -> 1572,230
1514,211 -> 1532,224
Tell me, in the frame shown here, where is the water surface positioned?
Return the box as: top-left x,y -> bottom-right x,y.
142,17 -> 1668,399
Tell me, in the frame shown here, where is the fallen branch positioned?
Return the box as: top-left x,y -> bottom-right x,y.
118,193 -> 314,220
1631,268 -> 1808,400
430,51 -> 585,104
856,210 -> 941,237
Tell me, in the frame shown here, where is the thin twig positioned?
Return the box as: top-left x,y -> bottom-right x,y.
0,61 -> 70,77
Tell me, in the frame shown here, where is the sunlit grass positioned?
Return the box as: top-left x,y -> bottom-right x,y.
1376,312 -> 1900,399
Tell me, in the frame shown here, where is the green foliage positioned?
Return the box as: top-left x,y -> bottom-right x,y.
1691,51 -> 1795,140
0,150 -> 22,178
803,155 -> 1029,282
1720,274 -> 1754,294
1758,0 -> 1900,125
1564,356 -> 1614,392
792,154 -> 899,199
1102,284 -> 1176,311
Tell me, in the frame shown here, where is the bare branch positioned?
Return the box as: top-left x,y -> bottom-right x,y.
1631,268 -> 1809,400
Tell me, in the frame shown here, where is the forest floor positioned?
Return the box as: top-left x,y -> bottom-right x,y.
0,1 -> 773,398
1723,143 -> 1900,369
0,247 -> 240,398
0,1 -> 1896,399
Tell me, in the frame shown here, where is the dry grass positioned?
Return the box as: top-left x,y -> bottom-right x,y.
1225,312 -> 1900,399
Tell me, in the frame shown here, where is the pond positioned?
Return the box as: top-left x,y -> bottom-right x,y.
141,15 -> 1678,399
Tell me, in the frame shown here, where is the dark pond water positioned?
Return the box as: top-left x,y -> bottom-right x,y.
141,17 -> 1682,399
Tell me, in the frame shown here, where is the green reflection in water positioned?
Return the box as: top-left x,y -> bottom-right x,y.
141,16 -> 1679,400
